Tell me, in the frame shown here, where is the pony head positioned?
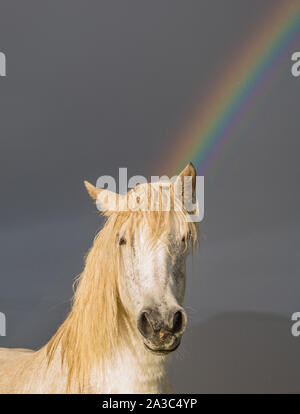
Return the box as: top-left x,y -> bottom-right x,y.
84,163 -> 198,356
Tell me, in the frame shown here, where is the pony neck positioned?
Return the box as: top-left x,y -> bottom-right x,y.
46,298 -> 171,393
88,324 -> 171,393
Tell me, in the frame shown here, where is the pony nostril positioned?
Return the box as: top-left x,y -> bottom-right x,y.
172,310 -> 185,334
138,311 -> 153,338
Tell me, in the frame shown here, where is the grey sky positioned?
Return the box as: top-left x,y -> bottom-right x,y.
0,0 -> 300,392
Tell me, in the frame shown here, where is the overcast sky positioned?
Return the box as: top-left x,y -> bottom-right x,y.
0,0 -> 300,392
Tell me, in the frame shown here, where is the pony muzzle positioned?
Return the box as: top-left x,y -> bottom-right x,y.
137,308 -> 187,354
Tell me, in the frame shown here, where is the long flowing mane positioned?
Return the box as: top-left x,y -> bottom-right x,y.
46,183 -> 198,392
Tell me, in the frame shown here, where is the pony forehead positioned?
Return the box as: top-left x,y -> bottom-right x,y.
98,181 -> 198,242
105,206 -> 198,244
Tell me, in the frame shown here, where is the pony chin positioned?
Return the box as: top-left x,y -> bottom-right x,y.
143,337 -> 182,356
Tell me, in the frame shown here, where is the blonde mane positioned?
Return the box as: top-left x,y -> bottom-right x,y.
47,183 -> 198,392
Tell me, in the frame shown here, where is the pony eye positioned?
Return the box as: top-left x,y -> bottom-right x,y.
119,237 -> 127,246
182,231 -> 192,243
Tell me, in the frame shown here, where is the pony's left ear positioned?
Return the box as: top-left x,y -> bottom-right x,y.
175,162 -> 196,197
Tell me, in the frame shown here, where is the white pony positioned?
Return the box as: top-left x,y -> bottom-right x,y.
0,163 -> 199,393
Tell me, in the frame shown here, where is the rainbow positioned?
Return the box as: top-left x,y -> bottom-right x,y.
158,1 -> 300,176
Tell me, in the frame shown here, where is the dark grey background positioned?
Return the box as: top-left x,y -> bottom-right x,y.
0,0 -> 300,393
